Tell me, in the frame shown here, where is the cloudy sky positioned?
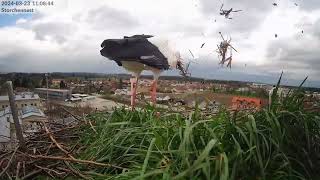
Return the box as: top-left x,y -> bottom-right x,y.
0,0 -> 320,87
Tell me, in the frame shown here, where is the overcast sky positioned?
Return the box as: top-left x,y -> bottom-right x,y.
0,0 -> 320,87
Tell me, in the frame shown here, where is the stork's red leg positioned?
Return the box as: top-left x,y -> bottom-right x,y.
130,77 -> 138,110
150,80 -> 157,105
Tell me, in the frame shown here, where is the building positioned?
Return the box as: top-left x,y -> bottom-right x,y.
69,94 -> 96,102
0,92 -> 41,111
231,96 -> 262,111
237,87 -> 250,93
250,83 -> 267,89
51,79 -> 64,87
34,88 -> 72,101
114,89 -> 130,96
0,106 -> 47,150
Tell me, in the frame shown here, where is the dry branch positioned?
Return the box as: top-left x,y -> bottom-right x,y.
42,122 -> 75,159
27,154 -> 126,170
88,118 -> 97,134
64,161 -> 91,180
21,162 -> 60,180
15,162 -> 21,180
0,146 -> 18,178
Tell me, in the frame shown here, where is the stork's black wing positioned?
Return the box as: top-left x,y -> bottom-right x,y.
100,36 -> 169,70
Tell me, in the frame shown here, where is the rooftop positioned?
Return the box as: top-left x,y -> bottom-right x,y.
35,88 -> 71,92
21,106 -> 45,119
0,107 -> 11,117
0,93 -> 40,102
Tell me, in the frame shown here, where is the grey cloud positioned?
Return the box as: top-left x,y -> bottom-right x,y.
199,0 -> 272,34
167,23 -> 205,37
265,36 -> 320,78
297,0 -> 320,11
0,50 -> 122,74
32,22 -> 76,44
87,6 -> 139,30
311,19 -> 320,39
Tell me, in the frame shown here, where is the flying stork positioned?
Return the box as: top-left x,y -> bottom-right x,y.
100,35 -> 184,109
219,4 -> 242,19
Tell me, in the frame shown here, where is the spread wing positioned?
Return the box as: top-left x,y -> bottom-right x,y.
100,37 -> 169,70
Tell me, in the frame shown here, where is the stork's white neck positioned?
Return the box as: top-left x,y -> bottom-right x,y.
148,37 -> 179,69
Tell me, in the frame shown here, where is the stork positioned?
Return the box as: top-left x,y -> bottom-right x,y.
219,4 -> 242,19
100,35 -> 184,109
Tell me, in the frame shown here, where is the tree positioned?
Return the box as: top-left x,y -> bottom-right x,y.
118,78 -> 123,89
60,80 -> 66,89
13,78 -> 21,87
21,77 -> 30,88
41,75 -> 47,87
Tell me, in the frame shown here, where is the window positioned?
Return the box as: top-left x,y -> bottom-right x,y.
5,105 -> 8,107
31,103 -> 33,106
25,104 -> 27,106
21,104 -> 24,107
2,105 -> 4,109
35,103 -> 37,106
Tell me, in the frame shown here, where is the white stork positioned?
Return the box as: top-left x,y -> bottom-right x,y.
100,35 -> 183,109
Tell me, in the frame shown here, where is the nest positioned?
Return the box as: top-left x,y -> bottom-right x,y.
0,107 -> 125,180
216,32 -> 238,68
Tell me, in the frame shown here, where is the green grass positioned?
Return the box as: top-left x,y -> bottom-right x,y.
74,76 -> 320,180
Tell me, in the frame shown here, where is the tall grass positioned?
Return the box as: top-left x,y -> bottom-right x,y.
77,78 -> 320,180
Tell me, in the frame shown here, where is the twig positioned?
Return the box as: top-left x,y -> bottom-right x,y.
27,154 -> 126,170
88,118 -> 97,134
21,162 -> 60,180
0,146 -> 18,177
45,142 -> 54,155
69,142 -> 80,155
6,172 -> 13,180
83,113 -> 88,124
23,161 -> 25,177
56,167 -> 71,173
42,122 -> 75,159
64,161 -> 91,180
15,162 -> 21,180
0,152 -> 10,160
61,107 -> 82,121
34,164 -> 66,177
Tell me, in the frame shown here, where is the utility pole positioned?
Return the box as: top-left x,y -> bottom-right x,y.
6,81 -> 26,150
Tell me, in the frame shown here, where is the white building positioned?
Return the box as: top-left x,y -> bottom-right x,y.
0,106 -> 47,150
114,89 -> 130,96
237,87 -> 250,92
34,88 -> 72,101
0,92 -> 41,111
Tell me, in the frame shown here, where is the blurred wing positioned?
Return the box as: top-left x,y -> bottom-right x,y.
188,49 -> 195,59
100,38 -> 169,69
220,3 -> 224,11
139,55 -> 169,69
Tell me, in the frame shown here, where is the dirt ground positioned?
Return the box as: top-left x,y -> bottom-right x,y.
63,95 -> 124,111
